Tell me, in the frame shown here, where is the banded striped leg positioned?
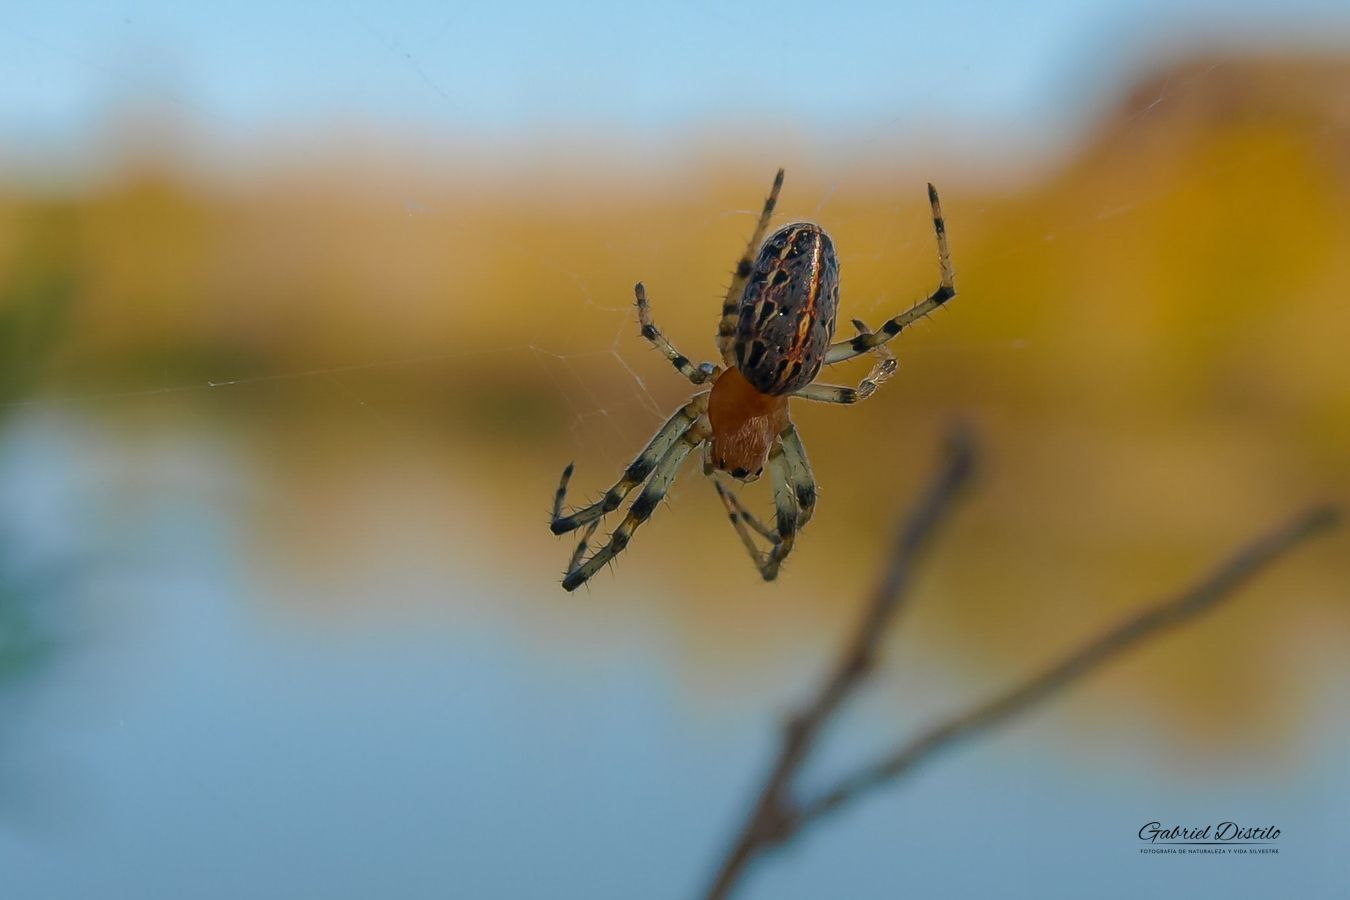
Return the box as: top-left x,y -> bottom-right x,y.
561,428 -> 703,591
710,426 -> 815,581
794,319 -> 898,405
566,521 -> 601,571
712,463 -> 797,582
776,423 -> 818,530
823,183 -> 956,365
713,478 -> 780,576
762,444 -> 802,580
635,282 -> 719,385
550,395 -> 706,535
713,480 -> 779,541
716,169 -> 785,366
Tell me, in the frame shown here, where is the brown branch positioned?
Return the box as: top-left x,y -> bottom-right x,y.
704,425 -> 979,900
703,423 -> 1340,900
796,502 -> 1339,827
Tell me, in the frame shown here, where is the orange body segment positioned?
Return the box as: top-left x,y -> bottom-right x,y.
708,367 -> 790,480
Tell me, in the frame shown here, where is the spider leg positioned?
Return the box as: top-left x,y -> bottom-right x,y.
713,478 -> 778,542
567,520 -> 601,572
823,183 -> 956,365
550,394 -> 706,535
716,168 -> 784,366
707,434 -> 807,582
562,427 -> 704,592
712,479 -> 776,574
634,282 -> 720,384
763,443 -> 803,580
776,422 -> 818,530
793,318 -> 898,405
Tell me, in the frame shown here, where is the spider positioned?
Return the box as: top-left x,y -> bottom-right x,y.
550,169 -> 956,591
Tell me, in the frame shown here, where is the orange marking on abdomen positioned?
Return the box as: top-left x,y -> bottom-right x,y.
787,237 -> 824,361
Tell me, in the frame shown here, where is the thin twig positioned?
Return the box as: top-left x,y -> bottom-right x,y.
798,502 -> 1339,825
705,425 -> 978,900
703,424 -> 1339,900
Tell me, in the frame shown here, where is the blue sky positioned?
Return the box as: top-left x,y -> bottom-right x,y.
1,0 -> 1348,169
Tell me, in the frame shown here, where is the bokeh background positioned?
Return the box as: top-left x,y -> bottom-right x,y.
2,1 -> 1349,897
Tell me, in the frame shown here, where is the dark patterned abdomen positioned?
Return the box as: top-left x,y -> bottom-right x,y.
733,223 -> 839,396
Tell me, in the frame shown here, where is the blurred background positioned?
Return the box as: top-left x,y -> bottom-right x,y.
2,1 -> 1349,897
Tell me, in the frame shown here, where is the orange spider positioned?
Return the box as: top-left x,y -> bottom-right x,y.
550,170 -> 956,591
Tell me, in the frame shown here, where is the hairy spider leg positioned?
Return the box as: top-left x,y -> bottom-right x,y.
712,422 -> 817,582
794,319 -> 898,404
713,478 -> 778,574
567,520 -> 601,572
550,395 -> 706,535
823,183 -> 956,365
763,443 -> 802,580
711,453 -> 798,582
716,169 -> 785,367
776,423 -> 817,530
562,424 -> 706,591
714,477 -> 778,541
635,283 -> 721,385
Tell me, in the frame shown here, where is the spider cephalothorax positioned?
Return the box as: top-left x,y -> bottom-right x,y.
550,170 -> 957,591
707,366 -> 787,481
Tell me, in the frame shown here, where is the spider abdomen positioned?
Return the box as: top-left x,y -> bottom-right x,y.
733,223 -> 839,396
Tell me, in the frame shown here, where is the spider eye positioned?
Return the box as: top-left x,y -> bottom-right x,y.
755,467 -> 763,477
718,456 -> 727,469
731,467 -> 749,479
